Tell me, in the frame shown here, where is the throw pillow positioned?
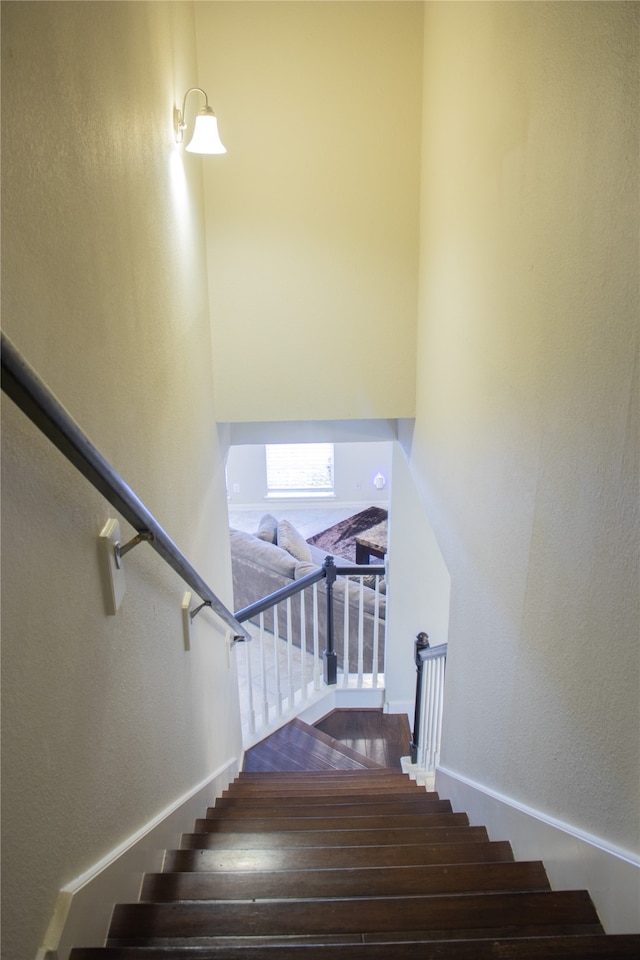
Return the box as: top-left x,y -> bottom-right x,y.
256,513 -> 278,544
277,519 -> 312,563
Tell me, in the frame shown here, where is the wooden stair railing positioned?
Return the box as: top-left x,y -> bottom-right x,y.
69,723 -> 640,959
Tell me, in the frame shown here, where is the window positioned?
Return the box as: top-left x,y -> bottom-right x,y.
266,443 -> 335,498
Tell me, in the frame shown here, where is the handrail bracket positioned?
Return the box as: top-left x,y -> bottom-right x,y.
114,531 -> 154,568
190,599 -> 246,645
190,599 -> 212,621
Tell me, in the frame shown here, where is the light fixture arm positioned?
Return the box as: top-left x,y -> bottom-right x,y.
174,87 -> 209,143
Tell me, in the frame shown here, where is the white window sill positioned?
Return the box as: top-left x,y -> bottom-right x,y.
265,491 -> 336,500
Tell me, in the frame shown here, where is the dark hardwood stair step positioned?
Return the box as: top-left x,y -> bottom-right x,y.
242,719 -> 384,772
193,811 -> 467,833
218,789 -> 433,806
206,798 -> 452,819
68,934 -> 640,960
141,860 -> 550,901
224,780 -> 424,796
236,768 -> 405,779
108,890 -> 602,940
180,824 -> 491,849
164,839 -> 515,872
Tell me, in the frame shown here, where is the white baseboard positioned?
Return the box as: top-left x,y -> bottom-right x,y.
436,765 -> 640,935
37,756 -> 240,960
383,698 -> 414,722
297,683 -> 385,727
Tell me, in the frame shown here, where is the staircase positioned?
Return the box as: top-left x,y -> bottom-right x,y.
70,714 -> 640,959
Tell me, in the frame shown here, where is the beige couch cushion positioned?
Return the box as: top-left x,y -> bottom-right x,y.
230,528 -> 297,578
256,513 -> 278,544
277,519 -> 312,563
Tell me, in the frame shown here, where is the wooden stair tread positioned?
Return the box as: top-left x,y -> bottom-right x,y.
164,839 -> 515,871
206,798 -> 452,819
141,861 -> 550,900
224,780 -> 424,795
109,891 -> 602,939
180,824 -> 491,849
218,789 -> 432,804
232,771 -> 415,779
69,934 -> 640,959
194,811 -> 467,833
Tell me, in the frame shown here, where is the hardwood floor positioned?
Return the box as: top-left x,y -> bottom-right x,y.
315,708 -> 410,770
243,710 -> 411,773
243,717 -> 382,772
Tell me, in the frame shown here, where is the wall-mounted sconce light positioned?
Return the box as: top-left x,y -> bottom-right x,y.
373,472 -> 386,490
174,87 -> 226,154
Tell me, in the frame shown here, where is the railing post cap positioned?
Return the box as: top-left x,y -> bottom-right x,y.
322,554 -> 337,584
416,631 -> 430,648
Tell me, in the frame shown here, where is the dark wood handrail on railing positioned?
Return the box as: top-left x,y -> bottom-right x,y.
235,556 -> 386,685
0,331 -> 250,642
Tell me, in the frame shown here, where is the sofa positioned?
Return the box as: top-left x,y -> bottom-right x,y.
229,515 -> 386,675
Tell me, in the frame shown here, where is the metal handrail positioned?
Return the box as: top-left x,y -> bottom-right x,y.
1,331 -> 250,642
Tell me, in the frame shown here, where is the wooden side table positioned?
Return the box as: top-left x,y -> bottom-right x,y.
354,520 -> 388,564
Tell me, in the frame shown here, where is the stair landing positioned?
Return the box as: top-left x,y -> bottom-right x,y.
243,709 -> 410,772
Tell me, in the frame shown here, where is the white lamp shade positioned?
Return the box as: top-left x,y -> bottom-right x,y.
186,108 -> 226,154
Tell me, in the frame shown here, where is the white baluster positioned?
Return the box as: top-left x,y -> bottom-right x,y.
428,659 -> 438,770
312,584 -> 321,691
286,597 -> 295,709
259,613 -> 269,729
372,577 -> 380,688
357,577 -> 365,686
300,590 -> 308,703
243,626 -> 256,735
435,656 -> 445,768
273,603 -> 283,716
342,577 -> 350,687
418,662 -> 429,770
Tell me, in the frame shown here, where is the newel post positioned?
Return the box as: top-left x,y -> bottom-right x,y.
410,631 -> 430,764
323,556 -> 338,685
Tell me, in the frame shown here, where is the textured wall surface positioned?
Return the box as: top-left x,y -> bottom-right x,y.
195,1 -> 423,422
384,439 -> 451,712
412,1 -> 639,853
1,3 -> 242,957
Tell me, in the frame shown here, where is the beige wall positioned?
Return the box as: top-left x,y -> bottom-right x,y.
1,3 -> 242,957
411,1 -> 638,855
385,438 -> 451,715
194,0 -> 423,422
